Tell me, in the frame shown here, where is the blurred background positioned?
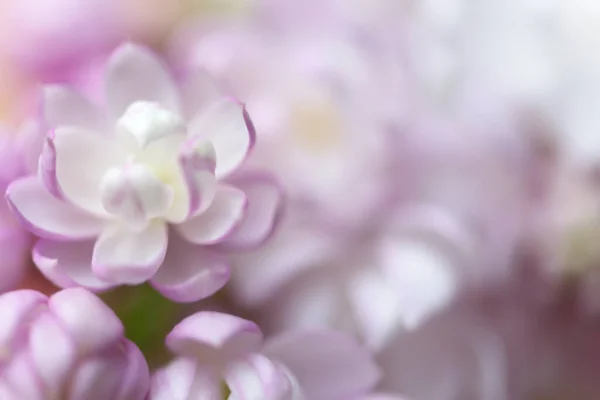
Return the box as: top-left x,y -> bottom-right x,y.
5,0 -> 600,398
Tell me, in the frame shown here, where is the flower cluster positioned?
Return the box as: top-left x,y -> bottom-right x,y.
0,0 -> 600,399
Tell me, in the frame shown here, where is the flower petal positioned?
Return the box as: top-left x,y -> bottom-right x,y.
91,221 -> 168,285
0,290 -> 48,348
189,98 -> 255,178
33,239 -> 113,291
43,85 -> 107,132
225,354 -> 294,400
38,132 -> 65,199
49,287 -> 124,353
219,172 -> 284,250
150,359 -> 222,400
53,127 -> 128,215
263,331 -> 381,399
105,43 -> 180,121
6,176 -> 105,240
114,340 -> 151,400
99,164 -> 174,230
166,311 -> 263,365
176,184 -> 247,245
169,138 -> 217,222
29,312 -> 77,395
151,231 -> 230,303
180,69 -> 222,120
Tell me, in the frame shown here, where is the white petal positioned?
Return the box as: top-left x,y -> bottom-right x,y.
116,101 -> 186,148
189,99 -> 255,178
151,232 -> 230,303
180,69 -> 222,120
6,176 -> 105,240
43,85 -> 107,132
176,185 -> 247,245
53,127 -> 127,215
166,311 -> 263,366
33,239 -> 113,291
150,359 -> 222,400
105,43 -> 180,121
225,354 -> 294,400
100,164 -> 174,230
166,139 -> 217,223
92,221 -> 168,285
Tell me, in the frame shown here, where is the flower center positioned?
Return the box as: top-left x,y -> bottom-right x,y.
289,92 -> 343,153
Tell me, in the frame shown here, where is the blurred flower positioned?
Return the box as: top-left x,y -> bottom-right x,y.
376,268 -> 600,400
149,311 -> 380,399
0,0 -> 123,82
170,4 -> 417,347
6,43 -> 282,302
0,287 -> 149,399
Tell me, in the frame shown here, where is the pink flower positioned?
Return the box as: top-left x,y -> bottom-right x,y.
377,270 -> 600,400
0,287 -> 149,399
149,311 -> 380,399
0,0 -> 122,82
6,43 -> 283,302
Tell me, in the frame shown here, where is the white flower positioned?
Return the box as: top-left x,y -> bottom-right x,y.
6,43 -> 283,302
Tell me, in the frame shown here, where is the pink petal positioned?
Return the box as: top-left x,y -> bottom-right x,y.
356,395 -> 411,400
166,311 -> 263,366
68,350 -> 129,400
149,359 -> 222,400
33,239 -> 113,291
263,331 -> 381,399
113,340 -> 151,400
176,184 -> 247,245
6,176 -> 104,240
49,287 -> 123,353
224,354 -> 293,400
228,213 -> 339,307
28,313 -> 77,395
151,232 -> 230,303
189,98 -> 255,179
53,127 -> 127,215
0,350 -> 46,399
91,221 -> 168,285
43,85 -> 107,132
105,43 -> 180,121
0,290 -> 48,349
220,172 -> 284,250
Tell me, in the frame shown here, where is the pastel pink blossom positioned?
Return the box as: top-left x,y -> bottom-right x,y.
0,287 -> 149,399
149,311 -> 380,399
0,0 -> 122,82
377,267 -> 600,400
6,43 -> 283,302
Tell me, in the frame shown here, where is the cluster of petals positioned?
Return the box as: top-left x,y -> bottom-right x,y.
149,311 -> 399,400
6,43 -> 283,302
0,287 -> 149,399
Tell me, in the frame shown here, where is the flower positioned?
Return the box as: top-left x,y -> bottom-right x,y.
0,287 -> 149,399
6,43 -> 283,302
376,270 -> 600,400
149,311 -> 380,399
